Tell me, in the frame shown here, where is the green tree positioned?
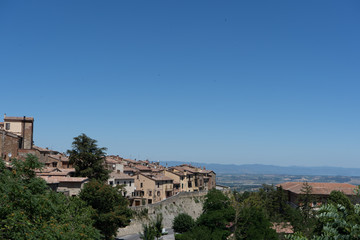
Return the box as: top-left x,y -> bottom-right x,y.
154,213 -> 163,239
173,213 -> 195,233
287,204 -> 360,240
175,226 -> 213,240
0,155 -> 101,240
327,190 -> 354,213
140,223 -> 157,240
196,189 -> 235,240
79,180 -> 132,240
299,182 -> 314,219
67,133 -> 110,182
236,206 -> 278,240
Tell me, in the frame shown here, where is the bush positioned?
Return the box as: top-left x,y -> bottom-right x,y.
173,213 -> 195,233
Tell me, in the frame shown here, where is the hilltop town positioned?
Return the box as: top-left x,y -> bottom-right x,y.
0,115 -> 216,206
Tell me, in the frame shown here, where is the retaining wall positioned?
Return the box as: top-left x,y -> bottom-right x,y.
118,191 -> 208,236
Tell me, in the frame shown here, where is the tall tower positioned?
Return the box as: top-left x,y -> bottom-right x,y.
4,114 -> 34,149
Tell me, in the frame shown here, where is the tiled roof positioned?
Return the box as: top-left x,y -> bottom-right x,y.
166,169 -> 185,176
124,167 -> 136,172
277,182 -> 357,195
37,172 -> 70,176
123,158 -> 137,164
152,174 -> 173,181
33,146 -> 58,153
48,154 -> 69,162
272,222 -> 294,234
40,176 -> 88,184
110,172 -> 134,179
133,165 -> 152,171
106,157 -> 119,164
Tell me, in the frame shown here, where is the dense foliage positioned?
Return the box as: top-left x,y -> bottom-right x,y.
174,184 -> 360,240
0,155 -> 101,239
67,133 -> 110,181
236,206 -> 278,240
175,189 -> 235,240
79,180 -> 133,240
172,213 -> 195,233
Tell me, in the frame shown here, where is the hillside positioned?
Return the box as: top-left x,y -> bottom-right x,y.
161,161 -> 360,176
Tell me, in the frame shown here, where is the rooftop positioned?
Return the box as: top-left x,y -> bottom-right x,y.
277,182 -> 357,195
110,172 -> 134,179
40,176 -> 88,184
4,116 -> 34,121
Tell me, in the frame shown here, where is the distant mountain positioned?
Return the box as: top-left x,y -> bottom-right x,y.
160,161 -> 360,176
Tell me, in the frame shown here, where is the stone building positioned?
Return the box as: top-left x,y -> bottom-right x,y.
108,171 -> 135,198
0,115 -> 34,160
131,172 -> 174,206
40,176 -> 89,196
3,115 -> 34,149
277,182 -> 358,208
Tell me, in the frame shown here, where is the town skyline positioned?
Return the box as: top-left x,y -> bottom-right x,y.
1,1 -> 360,167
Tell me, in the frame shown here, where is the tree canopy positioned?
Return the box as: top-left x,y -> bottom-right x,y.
0,155 -> 101,239
67,133 -> 110,182
79,180 -> 133,240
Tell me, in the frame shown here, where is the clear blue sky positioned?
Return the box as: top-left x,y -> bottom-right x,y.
1,1 -> 359,167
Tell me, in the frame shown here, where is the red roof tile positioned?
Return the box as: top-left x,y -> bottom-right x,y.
277,182 -> 357,195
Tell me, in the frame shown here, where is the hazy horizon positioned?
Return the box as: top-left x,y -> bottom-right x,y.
1,1 -> 359,167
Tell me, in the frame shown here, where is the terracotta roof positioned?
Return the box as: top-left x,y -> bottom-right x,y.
37,172 -> 70,176
123,158 -> 137,164
272,222 -> 294,234
166,169 -> 185,176
33,146 -> 58,153
133,165 -> 152,171
152,174 -> 173,181
124,167 -> 136,172
106,157 -> 119,164
40,176 -> 88,184
200,169 -> 215,174
277,182 -> 357,195
48,154 -> 69,162
110,172 -> 134,179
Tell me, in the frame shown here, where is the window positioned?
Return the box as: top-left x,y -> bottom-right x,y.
5,123 -> 10,130
52,162 -> 57,167
124,181 -> 126,185
109,181 -> 113,185
157,183 -> 160,188
129,181 -> 131,186
182,184 -> 184,189
157,191 -> 160,196
149,191 -> 152,196
141,183 -> 143,188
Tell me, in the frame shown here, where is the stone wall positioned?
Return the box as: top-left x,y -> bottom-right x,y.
118,190 -> 208,236
0,130 -> 21,160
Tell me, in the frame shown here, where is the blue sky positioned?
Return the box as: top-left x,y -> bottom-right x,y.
1,1 -> 359,167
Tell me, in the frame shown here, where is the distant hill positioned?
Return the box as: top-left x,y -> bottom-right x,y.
160,161 -> 360,176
